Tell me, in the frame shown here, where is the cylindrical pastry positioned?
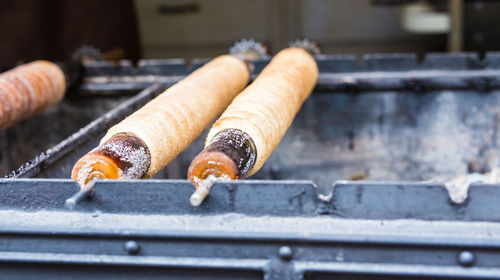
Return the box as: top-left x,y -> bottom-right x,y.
0,61 -> 66,130
71,55 -> 250,186
188,48 -> 318,188
72,133 -> 151,187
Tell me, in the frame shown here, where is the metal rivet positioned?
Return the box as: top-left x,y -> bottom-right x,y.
458,251 -> 475,267
278,246 -> 293,260
124,240 -> 140,255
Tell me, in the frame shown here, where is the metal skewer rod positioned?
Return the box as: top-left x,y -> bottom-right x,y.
65,178 -> 98,209
190,174 -> 217,207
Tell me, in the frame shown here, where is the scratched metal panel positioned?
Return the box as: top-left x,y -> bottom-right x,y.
3,178 -> 500,222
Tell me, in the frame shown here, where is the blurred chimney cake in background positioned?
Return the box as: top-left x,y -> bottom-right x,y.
0,61 -> 66,130
188,47 -> 319,206
67,48 -> 254,208
0,45 -> 105,131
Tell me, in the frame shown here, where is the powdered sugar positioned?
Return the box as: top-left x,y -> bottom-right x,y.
76,161 -> 98,186
99,138 -> 149,179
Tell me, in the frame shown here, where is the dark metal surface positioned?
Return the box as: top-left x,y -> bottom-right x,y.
2,179 -> 500,221
0,179 -> 318,216
79,52 -> 500,93
328,181 -> 500,221
1,225 -> 499,280
1,179 -> 500,279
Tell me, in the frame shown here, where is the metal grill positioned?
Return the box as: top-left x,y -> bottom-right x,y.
2,53 -> 500,279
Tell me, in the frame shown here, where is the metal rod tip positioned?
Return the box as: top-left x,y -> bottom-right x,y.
189,175 -> 217,207
190,184 -> 211,206
64,198 -> 76,209
65,179 -> 98,209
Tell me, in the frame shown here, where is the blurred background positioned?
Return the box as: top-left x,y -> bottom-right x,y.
0,0 -> 497,65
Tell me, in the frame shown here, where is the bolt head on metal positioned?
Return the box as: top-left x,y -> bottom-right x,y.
458,251 -> 475,267
124,240 -> 140,255
278,246 -> 293,260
